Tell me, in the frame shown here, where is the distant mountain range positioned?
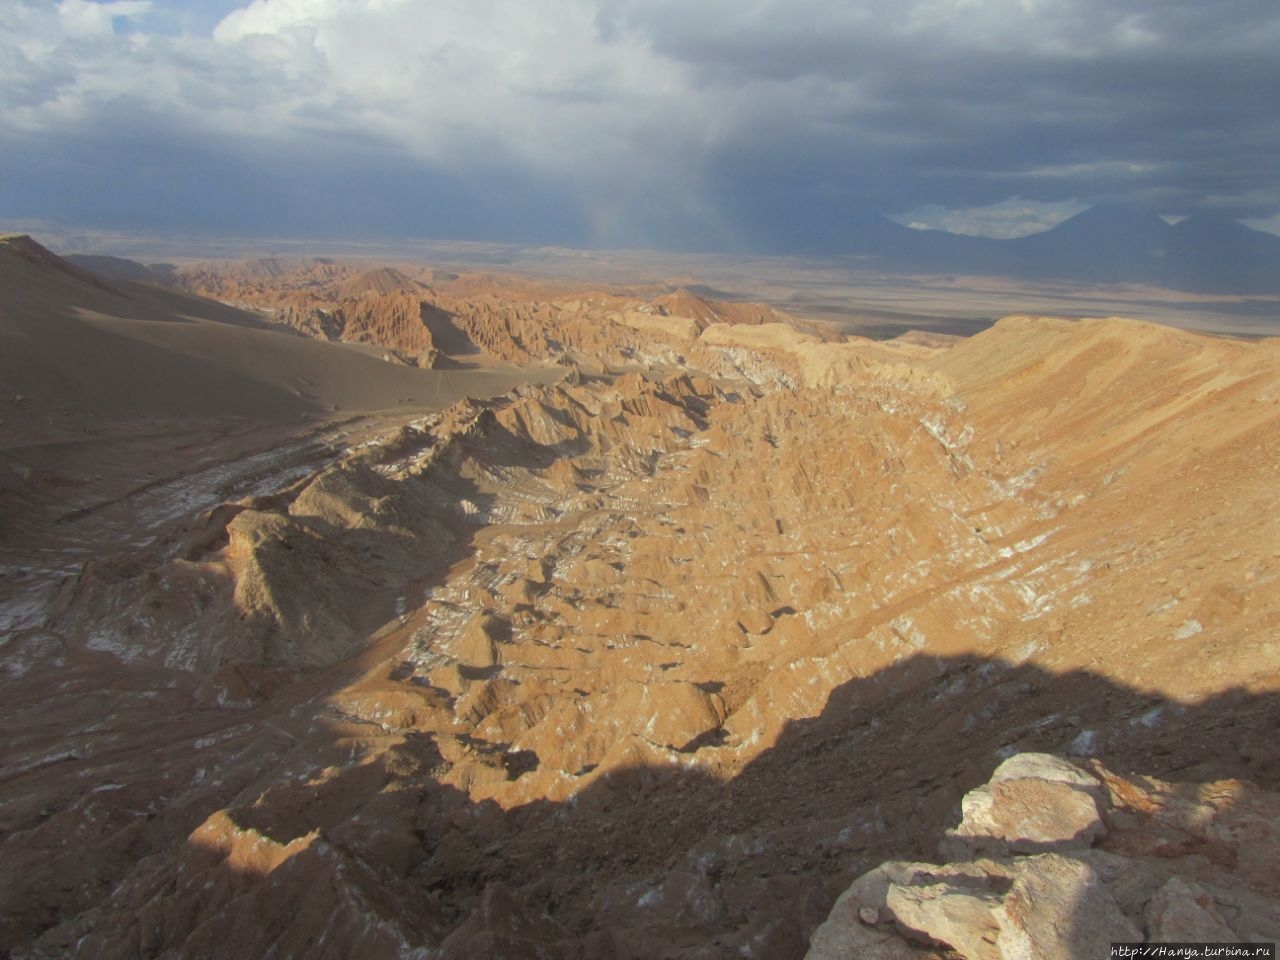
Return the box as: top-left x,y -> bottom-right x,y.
830,204 -> 1280,295
37,202 -> 1280,297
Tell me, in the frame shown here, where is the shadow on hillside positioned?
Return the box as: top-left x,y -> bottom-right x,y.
420,302 -> 484,358
0,468 -> 516,956
430,353 -> 486,370
28,646 -> 1279,958
842,314 -> 997,341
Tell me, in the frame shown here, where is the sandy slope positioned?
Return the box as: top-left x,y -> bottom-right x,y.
0,236 -> 548,444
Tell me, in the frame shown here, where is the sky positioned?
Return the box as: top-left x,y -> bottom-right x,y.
2,0 -> 1279,250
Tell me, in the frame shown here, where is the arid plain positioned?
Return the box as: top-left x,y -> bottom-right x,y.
1,234 -> 1278,958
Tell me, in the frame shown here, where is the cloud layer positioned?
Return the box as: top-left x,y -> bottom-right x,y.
2,0 -> 1278,247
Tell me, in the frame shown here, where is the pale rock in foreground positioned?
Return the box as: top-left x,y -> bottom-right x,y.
940,752 -> 1107,858
805,753 -> 1280,960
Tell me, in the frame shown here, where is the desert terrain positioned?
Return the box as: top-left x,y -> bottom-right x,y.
20,218 -> 1280,340
1,234 -> 1278,958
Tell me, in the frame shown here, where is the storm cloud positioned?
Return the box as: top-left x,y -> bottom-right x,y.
2,0 -> 1278,248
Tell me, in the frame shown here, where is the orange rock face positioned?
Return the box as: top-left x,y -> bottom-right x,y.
163,256 -> 828,370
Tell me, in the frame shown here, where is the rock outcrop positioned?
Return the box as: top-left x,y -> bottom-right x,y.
806,753 -> 1280,959
162,257 -> 826,370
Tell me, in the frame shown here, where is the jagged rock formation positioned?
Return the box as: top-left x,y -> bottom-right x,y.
272,294 -> 439,366
158,257 -> 827,369
650,289 -> 793,328
2,241 -> 1278,959
161,262 -> 440,365
806,753 -> 1280,959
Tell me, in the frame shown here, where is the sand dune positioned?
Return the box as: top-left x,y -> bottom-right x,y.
3,245 -> 391,428
0,237 -> 561,446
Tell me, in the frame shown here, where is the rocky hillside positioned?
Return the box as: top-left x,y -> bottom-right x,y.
162,262 -> 441,366
1,250 -> 1278,957
123,256 -> 829,368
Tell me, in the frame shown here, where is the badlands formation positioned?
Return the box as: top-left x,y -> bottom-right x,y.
1,236 -> 1279,958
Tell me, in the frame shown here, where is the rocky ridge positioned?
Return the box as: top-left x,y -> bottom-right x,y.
153,256 -> 835,369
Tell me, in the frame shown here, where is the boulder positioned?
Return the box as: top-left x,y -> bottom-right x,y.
941,754 -> 1105,859
1145,877 -> 1236,941
994,854 -> 1140,960
988,753 -> 1104,796
806,754 -> 1280,960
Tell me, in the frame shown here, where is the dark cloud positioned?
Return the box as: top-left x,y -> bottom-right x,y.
594,0 -> 1280,221
0,106 -> 584,243
1,0 -> 1278,247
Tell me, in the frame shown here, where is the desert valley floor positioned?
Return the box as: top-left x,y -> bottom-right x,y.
1,235 -> 1278,958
